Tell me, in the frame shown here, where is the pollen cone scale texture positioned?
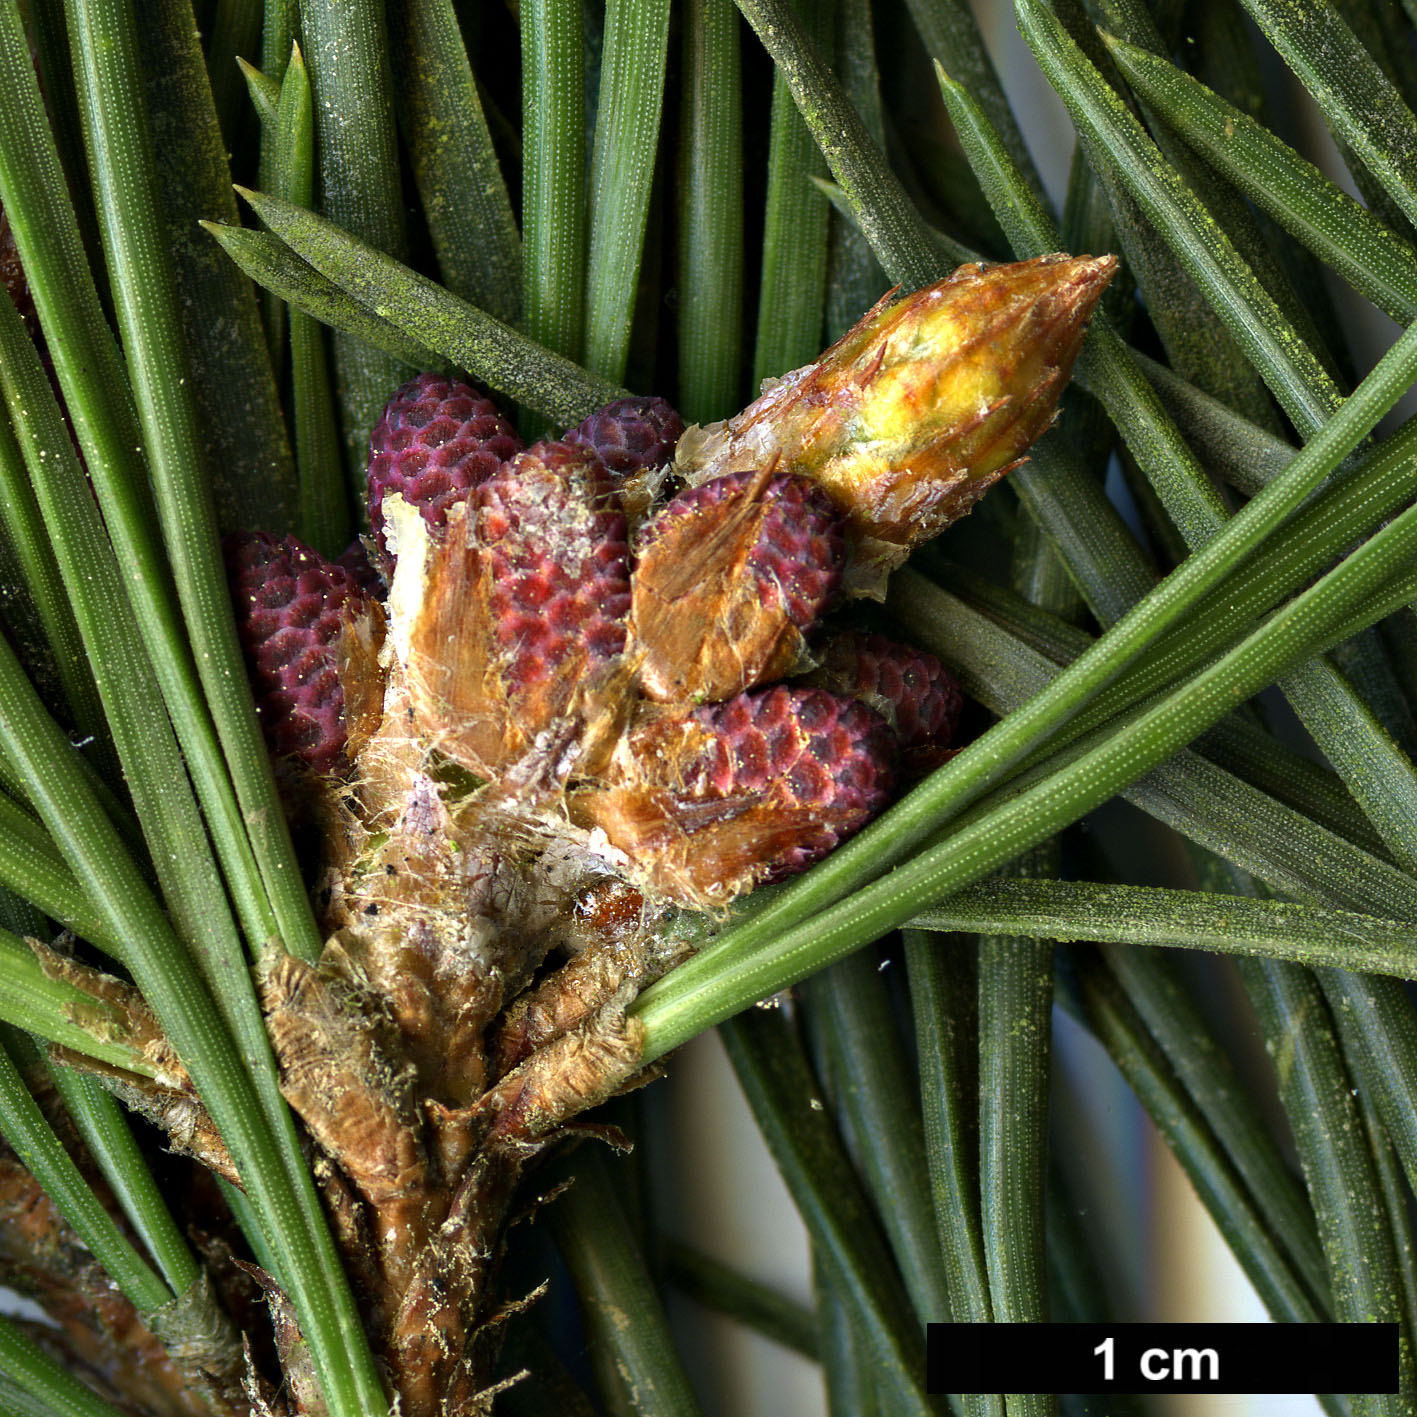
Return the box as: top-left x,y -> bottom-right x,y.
564,395 -> 685,478
676,252 -> 1118,595
798,629 -> 962,752
366,372 -> 523,569
224,531 -> 372,773
572,685 -> 898,905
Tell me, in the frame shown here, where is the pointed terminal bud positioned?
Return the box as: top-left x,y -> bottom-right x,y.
573,686 -> 896,906
676,253 -> 1117,595
403,443 -> 633,780
628,469 -> 846,704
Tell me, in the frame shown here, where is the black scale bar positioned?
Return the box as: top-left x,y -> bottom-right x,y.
926,1322 -> 1400,1395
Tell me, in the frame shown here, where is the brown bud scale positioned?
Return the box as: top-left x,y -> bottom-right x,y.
405,445 -> 632,780
628,467 -> 845,703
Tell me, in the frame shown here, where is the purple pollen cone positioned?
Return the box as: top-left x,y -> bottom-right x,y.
692,686 -> 897,854
639,471 -> 844,633
803,630 -> 962,750
401,442 -> 635,781
563,395 -> 684,478
225,531 -> 369,773
574,685 -> 896,902
477,447 -> 633,694
367,373 -> 521,564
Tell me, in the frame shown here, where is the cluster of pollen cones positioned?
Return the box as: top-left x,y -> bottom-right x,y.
43,253 -> 1112,1414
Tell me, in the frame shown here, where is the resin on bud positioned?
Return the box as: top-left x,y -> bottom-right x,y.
676,253 -> 1118,595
